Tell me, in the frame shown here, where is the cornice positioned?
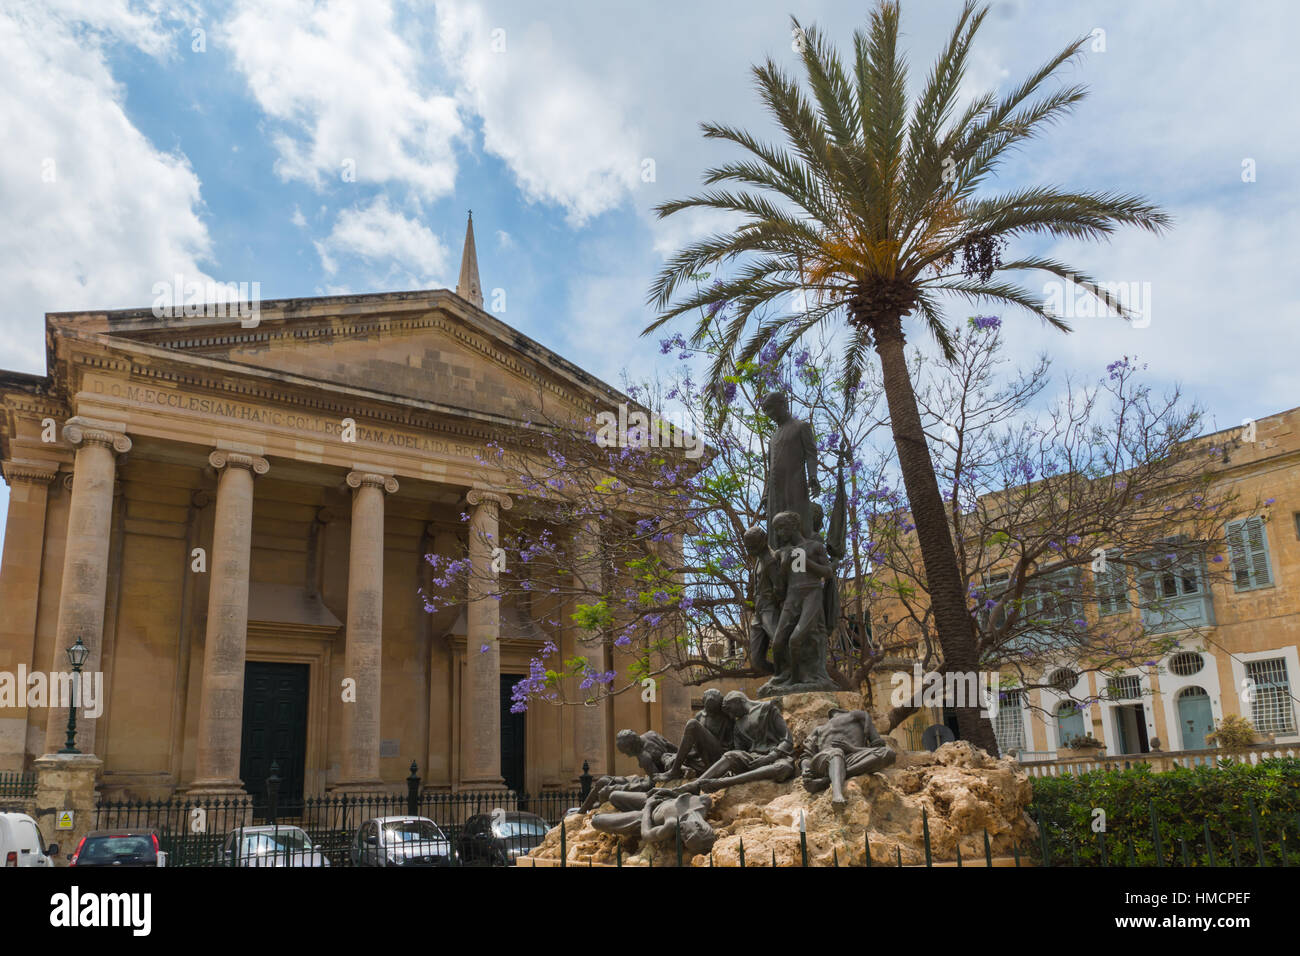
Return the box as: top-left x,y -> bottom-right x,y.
61,339 -> 537,450
112,309 -> 582,408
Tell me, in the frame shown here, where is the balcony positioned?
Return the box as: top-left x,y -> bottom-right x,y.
1140,591 -> 1214,633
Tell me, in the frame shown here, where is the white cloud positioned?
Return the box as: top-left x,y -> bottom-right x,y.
313,195 -> 449,287
0,0 -> 214,374
222,0 -> 463,198
435,3 -> 645,225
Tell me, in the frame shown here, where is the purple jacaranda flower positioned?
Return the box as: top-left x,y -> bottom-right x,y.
479,644 -> 490,654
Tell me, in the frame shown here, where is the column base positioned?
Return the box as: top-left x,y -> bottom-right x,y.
183,779 -> 250,800
328,780 -> 389,796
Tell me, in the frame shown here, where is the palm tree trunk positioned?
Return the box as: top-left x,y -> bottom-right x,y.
870,314 -> 999,755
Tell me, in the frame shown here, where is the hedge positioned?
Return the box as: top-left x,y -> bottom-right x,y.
1029,759 -> 1300,866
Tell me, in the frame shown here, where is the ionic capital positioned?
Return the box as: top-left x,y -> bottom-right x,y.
209,450 -> 270,475
346,471 -> 399,494
466,488 -> 513,511
1,460 -> 58,486
63,417 -> 131,455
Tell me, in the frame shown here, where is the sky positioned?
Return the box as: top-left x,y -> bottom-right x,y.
1,0 -> 1298,555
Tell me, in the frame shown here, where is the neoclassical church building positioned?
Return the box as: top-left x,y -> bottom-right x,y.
0,217 -> 691,802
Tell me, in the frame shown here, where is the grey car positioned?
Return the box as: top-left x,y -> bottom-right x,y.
216,825 -> 330,867
350,816 -> 456,867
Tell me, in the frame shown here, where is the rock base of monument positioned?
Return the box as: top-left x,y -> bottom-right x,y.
525,737 -> 1037,867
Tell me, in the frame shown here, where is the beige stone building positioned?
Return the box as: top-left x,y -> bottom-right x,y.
0,221 -> 691,803
883,407 -> 1300,763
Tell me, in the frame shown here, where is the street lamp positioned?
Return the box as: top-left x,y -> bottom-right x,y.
59,635 -> 89,754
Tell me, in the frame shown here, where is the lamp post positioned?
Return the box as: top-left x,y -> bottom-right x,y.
59,635 -> 89,754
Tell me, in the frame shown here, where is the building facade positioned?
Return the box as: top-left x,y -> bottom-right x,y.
886,407 -> 1300,761
0,227 -> 692,802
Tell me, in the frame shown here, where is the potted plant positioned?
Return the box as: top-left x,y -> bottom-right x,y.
1204,714 -> 1263,759
1058,734 -> 1105,759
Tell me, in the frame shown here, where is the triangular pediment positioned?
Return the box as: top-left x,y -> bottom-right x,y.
55,289 -> 616,423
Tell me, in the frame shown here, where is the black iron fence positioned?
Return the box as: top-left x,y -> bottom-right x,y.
91,761 -> 585,867
0,770 -> 36,810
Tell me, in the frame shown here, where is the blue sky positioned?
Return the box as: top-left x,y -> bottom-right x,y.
2,0 -> 1299,555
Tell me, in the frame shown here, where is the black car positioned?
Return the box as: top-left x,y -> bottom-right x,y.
457,812 -> 550,866
69,830 -> 161,867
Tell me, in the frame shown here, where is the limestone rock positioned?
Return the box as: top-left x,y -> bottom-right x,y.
526,740 -> 1036,867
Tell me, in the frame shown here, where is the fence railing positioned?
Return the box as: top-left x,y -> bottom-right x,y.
0,770 -> 36,809
1018,743 -> 1298,777
91,761 -> 584,867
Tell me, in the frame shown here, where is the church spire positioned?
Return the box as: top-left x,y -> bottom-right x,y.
456,210 -> 483,309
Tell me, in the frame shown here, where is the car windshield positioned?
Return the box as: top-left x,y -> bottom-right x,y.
241,828 -> 312,854
493,819 -> 548,838
383,820 -> 443,842
80,836 -> 154,862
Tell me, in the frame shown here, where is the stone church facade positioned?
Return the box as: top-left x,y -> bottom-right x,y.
0,221 -> 692,802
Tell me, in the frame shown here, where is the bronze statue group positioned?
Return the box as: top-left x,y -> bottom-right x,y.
582,691 -> 897,858
578,390 -> 893,859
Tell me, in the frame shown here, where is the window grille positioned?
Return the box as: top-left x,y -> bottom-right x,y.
1169,651 -> 1205,677
1245,658 -> 1296,735
1049,668 -> 1078,691
1107,675 -> 1141,700
993,690 -> 1025,754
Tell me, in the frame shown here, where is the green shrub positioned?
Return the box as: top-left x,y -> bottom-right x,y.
1029,759 -> 1300,866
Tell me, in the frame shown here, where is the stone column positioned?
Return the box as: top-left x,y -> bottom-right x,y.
571,521 -> 609,776
335,470 -> 398,790
461,488 -> 511,788
189,450 -> 269,794
42,418 -> 130,757
0,462 -> 57,768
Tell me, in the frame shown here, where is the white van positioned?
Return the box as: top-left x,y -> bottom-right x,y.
0,812 -> 58,867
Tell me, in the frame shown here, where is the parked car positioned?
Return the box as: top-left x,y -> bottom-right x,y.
350,816 -> 455,867
457,811 -> 550,866
215,825 -> 330,867
0,812 -> 58,867
69,830 -> 159,867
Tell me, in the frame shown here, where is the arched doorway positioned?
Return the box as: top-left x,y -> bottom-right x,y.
1177,686 -> 1213,751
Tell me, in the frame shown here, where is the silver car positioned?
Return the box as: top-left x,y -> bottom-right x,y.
216,825 -> 330,867
351,816 -> 456,867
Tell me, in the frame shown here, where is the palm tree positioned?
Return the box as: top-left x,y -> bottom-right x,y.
643,1 -> 1170,753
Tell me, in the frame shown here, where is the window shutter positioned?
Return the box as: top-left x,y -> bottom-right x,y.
1246,517 -> 1272,587
1096,552 -> 1128,616
1227,517 -> 1272,590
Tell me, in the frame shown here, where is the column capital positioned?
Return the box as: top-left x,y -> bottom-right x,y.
466,488 -> 513,511
209,450 -> 270,475
1,460 -> 58,486
346,471 -> 399,494
63,417 -> 131,454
